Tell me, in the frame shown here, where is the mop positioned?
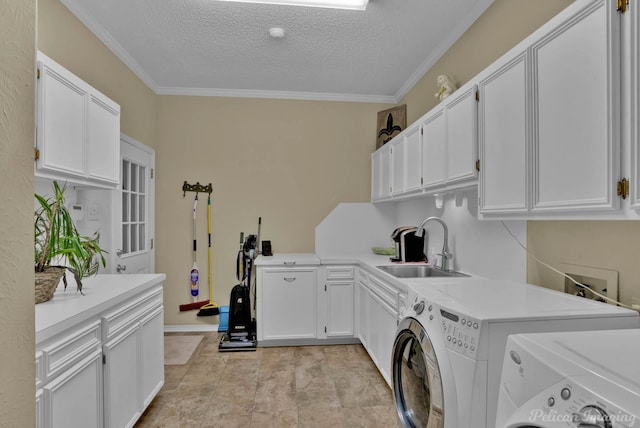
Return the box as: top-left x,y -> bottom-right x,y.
197,194 -> 220,316
179,194 -> 208,311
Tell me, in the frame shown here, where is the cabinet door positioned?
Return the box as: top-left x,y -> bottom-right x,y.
325,281 -> 354,337
532,0 -> 620,211
103,325 -> 141,428
139,307 -> 164,409
371,151 -> 382,201
357,279 -> 369,347
631,0 -> 640,208
421,109 -> 446,189
445,85 -> 478,185
404,124 -> 423,193
479,52 -> 530,214
37,58 -> 87,178
365,289 -> 379,366
390,136 -> 406,196
87,94 -> 120,183
36,389 -> 44,428
371,145 -> 393,201
368,290 -> 397,385
261,269 -> 317,340
43,349 -> 103,428
380,143 -> 393,198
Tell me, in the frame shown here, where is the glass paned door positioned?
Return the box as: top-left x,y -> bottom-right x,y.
121,159 -> 147,256
113,135 -> 155,274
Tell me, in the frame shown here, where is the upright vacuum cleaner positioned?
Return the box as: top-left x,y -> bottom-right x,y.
219,230 -> 258,351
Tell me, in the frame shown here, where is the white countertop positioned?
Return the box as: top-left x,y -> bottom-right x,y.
36,273 -> 166,343
306,251 -> 475,294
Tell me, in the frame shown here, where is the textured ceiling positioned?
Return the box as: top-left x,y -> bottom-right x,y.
60,0 -> 494,102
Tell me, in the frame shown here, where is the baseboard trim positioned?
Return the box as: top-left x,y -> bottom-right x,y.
164,324 -> 220,333
258,337 -> 361,347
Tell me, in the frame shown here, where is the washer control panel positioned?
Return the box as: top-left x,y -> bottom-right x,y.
412,297 -> 480,359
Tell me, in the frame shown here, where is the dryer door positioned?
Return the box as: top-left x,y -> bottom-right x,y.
393,317 -> 444,428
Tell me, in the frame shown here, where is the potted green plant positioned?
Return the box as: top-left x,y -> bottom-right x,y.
34,181 -> 107,304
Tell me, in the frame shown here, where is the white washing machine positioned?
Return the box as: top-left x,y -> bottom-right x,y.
496,329 -> 640,428
391,278 -> 640,428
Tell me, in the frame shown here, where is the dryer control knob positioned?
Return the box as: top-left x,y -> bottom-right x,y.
413,301 -> 426,314
573,405 -> 612,428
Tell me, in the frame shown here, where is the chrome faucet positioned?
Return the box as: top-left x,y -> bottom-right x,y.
415,217 -> 453,271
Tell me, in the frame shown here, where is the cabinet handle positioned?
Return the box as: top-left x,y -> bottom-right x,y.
283,277 -> 296,282
283,261 -> 297,265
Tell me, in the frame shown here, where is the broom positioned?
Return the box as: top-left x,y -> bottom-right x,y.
198,194 -> 220,316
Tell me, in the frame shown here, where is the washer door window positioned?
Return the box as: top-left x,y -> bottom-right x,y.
393,318 -> 444,428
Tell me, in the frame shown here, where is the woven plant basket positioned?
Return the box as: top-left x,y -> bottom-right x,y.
34,267 -> 65,304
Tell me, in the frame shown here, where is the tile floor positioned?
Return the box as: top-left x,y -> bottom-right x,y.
135,333 -> 402,428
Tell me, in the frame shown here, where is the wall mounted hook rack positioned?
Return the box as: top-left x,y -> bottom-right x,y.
182,181 -> 212,197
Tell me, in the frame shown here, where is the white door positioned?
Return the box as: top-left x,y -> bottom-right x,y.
112,135 -> 155,274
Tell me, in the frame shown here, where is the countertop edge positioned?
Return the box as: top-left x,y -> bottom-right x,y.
36,273 -> 166,344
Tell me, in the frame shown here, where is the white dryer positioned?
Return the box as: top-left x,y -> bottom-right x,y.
496,329 -> 640,428
391,278 -> 640,428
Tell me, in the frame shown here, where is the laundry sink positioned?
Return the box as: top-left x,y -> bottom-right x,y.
376,265 -> 469,278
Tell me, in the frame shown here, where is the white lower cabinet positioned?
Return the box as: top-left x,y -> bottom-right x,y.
44,349 -> 104,428
36,280 -> 164,428
102,287 -> 164,428
139,307 -> 165,408
39,321 -> 104,428
360,273 -> 400,386
355,269 -> 369,347
103,326 -> 139,428
320,266 -> 354,338
258,267 -> 318,341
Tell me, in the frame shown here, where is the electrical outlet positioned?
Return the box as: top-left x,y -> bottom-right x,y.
87,203 -> 100,221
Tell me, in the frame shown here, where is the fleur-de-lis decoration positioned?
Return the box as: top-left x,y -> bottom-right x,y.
378,113 -> 402,143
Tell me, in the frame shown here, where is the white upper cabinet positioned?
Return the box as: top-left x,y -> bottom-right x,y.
421,108 -> 446,189
445,85 -> 478,186
389,122 -> 422,196
479,52 -> 530,214
36,51 -> 120,188
87,94 -> 120,183
531,0 -> 621,212
629,1 -> 640,208
403,124 -> 423,193
371,83 -> 479,202
479,0 -> 626,218
390,135 -> 406,196
371,142 -> 393,201
36,56 -> 87,179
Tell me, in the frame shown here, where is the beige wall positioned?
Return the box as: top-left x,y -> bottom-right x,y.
400,0 -> 574,123
156,96 -> 387,324
38,0 -> 157,147
527,221 -> 640,306
0,0 -> 36,425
